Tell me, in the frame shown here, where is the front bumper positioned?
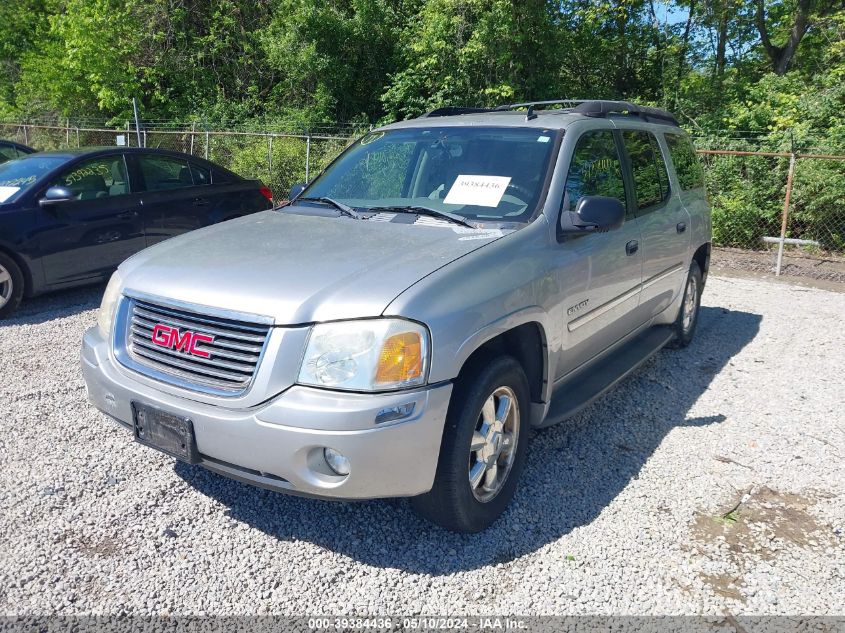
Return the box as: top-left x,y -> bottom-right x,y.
81,327 -> 452,499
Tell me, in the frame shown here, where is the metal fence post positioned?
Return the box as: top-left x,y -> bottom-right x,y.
23,125 -> 28,145
190,122 -> 195,155
267,134 -> 273,184
66,119 -> 70,148
76,128 -> 80,148
205,129 -> 209,160
305,131 -> 312,182
775,153 -> 797,277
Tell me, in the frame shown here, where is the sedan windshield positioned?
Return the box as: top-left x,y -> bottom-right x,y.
0,156 -> 67,203
299,127 -> 558,224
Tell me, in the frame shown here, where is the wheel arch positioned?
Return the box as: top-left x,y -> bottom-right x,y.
451,317 -> 550,427
692,242 -> 711,286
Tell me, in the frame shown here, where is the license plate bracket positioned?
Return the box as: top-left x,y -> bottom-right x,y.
132,402 -> 199,464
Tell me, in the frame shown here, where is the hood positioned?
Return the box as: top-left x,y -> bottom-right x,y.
119,210 -> 505,324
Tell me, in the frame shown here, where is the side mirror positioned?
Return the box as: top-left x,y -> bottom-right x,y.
559,196 -> 625,234
39,186 -> 75,207
288,182 -> 306,201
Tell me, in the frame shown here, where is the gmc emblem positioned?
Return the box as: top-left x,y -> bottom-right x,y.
151,324 -> 215,359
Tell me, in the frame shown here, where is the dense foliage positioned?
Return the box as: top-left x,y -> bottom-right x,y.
1,0 -> 844,248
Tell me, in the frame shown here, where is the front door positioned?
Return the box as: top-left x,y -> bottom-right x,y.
38,154 -> 145,286
553,128 -> 644,380
620,129 -> 690,318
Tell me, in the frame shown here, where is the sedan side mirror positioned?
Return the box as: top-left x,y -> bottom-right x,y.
288,182 -> 306,201
559,196 -> 625,234
39,186 -> 75,207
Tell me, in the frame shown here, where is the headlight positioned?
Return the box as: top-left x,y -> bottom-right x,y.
298,319 -> 429,391
97,271 -> 123,338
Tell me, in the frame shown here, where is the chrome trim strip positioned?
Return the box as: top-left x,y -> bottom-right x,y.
642,263 -> 685,290
132,310 -> 267,343
567,284 -> 641,332
123,289 -> 275,326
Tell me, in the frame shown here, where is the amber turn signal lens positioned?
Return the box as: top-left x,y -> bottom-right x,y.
375,332 -> 423,385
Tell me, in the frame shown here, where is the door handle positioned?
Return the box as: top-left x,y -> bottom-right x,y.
626,240 -> 639,256
676,221 -> 687,233
116,210 -> 139,219
193,197 -> 210,207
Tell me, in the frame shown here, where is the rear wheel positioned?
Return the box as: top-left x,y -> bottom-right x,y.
0,252 -> 24,319
668,261 -> 702,348
411,356 -> 531,533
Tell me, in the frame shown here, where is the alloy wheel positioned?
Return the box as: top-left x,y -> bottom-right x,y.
682,274 -> 698,333
0,264 -> 12,310
468,385 -> 520,503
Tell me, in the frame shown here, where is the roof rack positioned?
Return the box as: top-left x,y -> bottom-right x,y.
418,99 -> 679,126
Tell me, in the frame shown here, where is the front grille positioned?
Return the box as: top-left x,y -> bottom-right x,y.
126,298 -> 271,394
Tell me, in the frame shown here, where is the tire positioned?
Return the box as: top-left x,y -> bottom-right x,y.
0,252 -> 24,319
411,355 -> 531,533
667,260 -> 703,349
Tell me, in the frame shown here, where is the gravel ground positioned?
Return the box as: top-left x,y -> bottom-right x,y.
1,274 -> 843,617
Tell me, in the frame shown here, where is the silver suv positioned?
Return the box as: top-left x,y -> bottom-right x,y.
82,100 -> 711,532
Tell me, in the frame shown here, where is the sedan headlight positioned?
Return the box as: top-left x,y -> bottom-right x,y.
97,270 -> 123,338
298,319 -> 429,391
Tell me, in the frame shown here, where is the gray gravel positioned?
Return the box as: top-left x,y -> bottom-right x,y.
1,274 -> 843,616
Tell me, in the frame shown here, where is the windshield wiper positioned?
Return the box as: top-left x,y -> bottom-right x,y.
367,205 -> 475,229
295,196 -> 361,219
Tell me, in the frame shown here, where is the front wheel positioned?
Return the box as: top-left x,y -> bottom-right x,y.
411,356 -> 531,533
0,252 -> 24,319
668,261 -> 702,348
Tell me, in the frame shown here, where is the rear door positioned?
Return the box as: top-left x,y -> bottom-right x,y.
131,153 -> 207,246
38,153 -> 146,285
133,154 -> 270,246
620,129 -> 690,319
553,127 -> 645,379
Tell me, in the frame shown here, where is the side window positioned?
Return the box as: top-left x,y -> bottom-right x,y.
562,130 -> 626,213
621,130 -> 666,211
190,162 -> 211,186
138,155 -> 193,191
0,146 -> 17,162
52,155 -> 129,200
665,133 -> 705,191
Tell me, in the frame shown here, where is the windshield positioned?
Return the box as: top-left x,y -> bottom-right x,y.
299,127 -> 558,224
0,156 -> 67,204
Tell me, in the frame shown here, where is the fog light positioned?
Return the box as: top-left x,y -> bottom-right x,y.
323,447 -> 351,476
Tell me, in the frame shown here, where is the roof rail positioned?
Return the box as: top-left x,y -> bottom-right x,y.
419,106 -> 495,118
416,99 -> 680,126
572,100 -> 679,126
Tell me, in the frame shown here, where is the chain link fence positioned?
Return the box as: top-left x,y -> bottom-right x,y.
0,120 -> 359,200
691,132 -> 845,277
2,120 -> 844,276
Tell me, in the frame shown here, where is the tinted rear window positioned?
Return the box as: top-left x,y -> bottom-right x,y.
622,130 -> 668,210
665,133 -> 705,191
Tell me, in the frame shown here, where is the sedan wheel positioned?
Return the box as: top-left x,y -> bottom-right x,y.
0,253 -> 24,318
0,264 -> 12,309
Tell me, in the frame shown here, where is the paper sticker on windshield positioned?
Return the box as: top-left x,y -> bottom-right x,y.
0,186 -> 20,203
444,175 -> 511,207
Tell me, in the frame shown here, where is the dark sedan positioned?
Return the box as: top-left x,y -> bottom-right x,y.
0,147 -> 273,317
0,140 -> 35,164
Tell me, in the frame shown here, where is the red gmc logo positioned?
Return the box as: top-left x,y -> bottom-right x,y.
151,324 -> 215,359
